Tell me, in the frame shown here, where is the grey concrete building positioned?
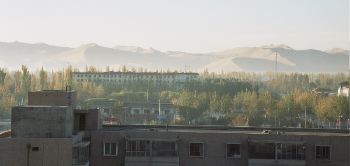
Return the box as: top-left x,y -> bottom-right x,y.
1,90 -> 350,166
0,137 -> 72,166
88,125 -> 350,166
0,90 -> 98,166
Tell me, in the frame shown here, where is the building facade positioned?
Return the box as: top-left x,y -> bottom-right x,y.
1,90 -> 350,166
122,102 -> 177,125
72,72 -> 199,85
90,126 -> 350,166
0,90 -> 100,166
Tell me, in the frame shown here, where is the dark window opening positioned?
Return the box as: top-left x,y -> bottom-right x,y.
248,142 -> 275,159
189,143 -> 204,157
227,144 -> 240,158
79,114 -> 86,130
152,141 -> 177,157
144,109 -> 150,114
31,147 -> 39,151
316,146 -> 330,160
249,142 -> 305,160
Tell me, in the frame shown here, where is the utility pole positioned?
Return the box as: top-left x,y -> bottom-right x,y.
288,104 -> 290,127
275,52 -> 277,75
275,112 -> 277,128
146,89 -> 149,103
304,106 -> 307,128
158,99 -> 161,124
146,79 -> 150,103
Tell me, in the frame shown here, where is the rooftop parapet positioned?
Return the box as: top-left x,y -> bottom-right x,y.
28,90 -> 77,107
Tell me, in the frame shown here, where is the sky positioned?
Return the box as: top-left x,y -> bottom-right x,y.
0,0 -> 348,53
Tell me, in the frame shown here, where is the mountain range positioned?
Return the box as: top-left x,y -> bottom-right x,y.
0,41 -> 348,73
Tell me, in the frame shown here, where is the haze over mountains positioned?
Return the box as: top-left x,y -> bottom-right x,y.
0,41 -> 348,73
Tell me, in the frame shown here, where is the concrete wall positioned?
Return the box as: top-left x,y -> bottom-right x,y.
303,135 -> 350,166
11,106 -> 73,138
125,157 -> 179,166
86,109 -> 102,131
28,90 -> 76,107
0,138 -> 72,166
90,131 -> 126,166
74,109 -> 102,133
90,129 -> 350,166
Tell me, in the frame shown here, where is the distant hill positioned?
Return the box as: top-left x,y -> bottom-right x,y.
0,42 -> 347,73
205,44 -> 349,73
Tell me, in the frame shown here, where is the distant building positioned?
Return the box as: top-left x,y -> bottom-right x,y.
122,102 -> 178,124
72,71 -> 199,85
338,81 -> 349,97
312,87 -> 333,96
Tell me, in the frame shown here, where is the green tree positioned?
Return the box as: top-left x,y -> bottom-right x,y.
0,68 -> 6,85
65,66 -> 73,88
39,67 -> 48,90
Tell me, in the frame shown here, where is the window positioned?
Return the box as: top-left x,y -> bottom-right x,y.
316,146 -> 331,160
152,141 -> 177,157
226,143 -> 240,158
32,147 -> 39,151
189,143 -> 204,157
131,109 -> 140,115
249,142 -> 305,160
104,143 -> 118,156
276,143 -> 305,160
126,140 -> 151,157
144,109 -> 150,114
73,145 -> 89,164
248,142 -> 275,159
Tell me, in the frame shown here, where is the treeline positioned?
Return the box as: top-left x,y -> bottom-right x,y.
0,66 -> 74,117
0,66 -> 348,129
174,89 -> 349,127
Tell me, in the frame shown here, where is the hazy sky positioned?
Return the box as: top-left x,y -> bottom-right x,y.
0,0 -> 348,52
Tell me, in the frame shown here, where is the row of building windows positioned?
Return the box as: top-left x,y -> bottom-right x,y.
74,79 -> 181,83
102,141 -> 331,160
74,74 -> 198,79
73,78 -> 193,83
129,109 -> 174,115
76,75 -> 178,79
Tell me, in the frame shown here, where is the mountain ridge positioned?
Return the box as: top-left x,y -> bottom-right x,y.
0,41 -> 348,73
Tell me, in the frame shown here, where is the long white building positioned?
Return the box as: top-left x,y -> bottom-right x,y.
72,71 -> 199,84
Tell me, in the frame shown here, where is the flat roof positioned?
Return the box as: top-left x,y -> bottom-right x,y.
13,106 -> 70,108
29,90 -> 75,92
102,125 -> 350,137
73,71 -> 199,75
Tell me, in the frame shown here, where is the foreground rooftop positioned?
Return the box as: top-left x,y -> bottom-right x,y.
102,124 -> 350,136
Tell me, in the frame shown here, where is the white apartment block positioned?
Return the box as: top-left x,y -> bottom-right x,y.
72,72 -> 199,84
